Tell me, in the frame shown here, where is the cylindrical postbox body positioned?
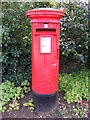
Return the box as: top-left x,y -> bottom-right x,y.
26,8 -> 64,112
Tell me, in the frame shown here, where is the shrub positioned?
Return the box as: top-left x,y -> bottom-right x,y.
2,2 -> 89,83
0,80 -> 30,112
58,68 -> 89,104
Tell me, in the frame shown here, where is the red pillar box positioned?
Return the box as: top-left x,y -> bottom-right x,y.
26,8 -> 64,112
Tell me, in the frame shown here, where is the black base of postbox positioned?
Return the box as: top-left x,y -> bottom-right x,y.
32,90 -> 57,112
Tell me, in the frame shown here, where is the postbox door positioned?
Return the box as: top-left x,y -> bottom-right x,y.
32,34 -> 58,94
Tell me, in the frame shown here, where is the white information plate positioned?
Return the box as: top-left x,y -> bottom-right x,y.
40,37 -> 51,53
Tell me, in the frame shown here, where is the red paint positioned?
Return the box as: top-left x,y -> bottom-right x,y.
26,8 -> 64,94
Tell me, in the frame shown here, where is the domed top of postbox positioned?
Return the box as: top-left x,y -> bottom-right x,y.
26,8 -> 64,19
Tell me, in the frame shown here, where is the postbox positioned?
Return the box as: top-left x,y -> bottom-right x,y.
26,8 -> 64,112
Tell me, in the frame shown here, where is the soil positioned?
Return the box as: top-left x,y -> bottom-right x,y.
2,91 -> 89,119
